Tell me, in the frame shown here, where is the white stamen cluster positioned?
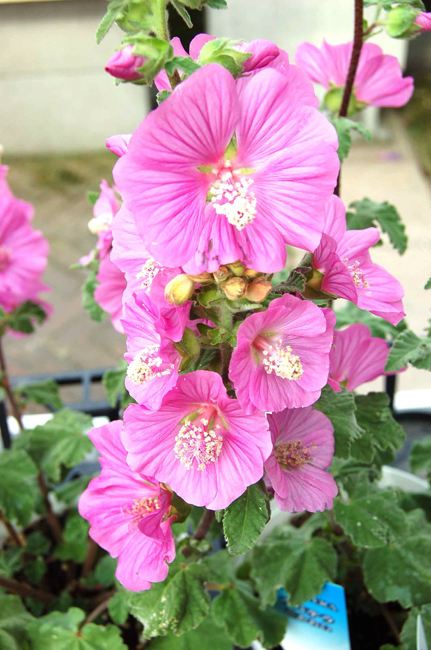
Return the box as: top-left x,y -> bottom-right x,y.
274,440 -> 316,470
210,170 -> 257,231
87,212 -> 113,235
342,258 -> 370,290
174,418 -> 223,471
123,496 -> 160,527
262,339 -> 303,380
0,245 -> 11,271
137,258 -> 162,292
127,345 -> 173,385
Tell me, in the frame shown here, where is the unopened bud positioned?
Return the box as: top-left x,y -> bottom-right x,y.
165,274 -> 195,305
243,268 -> 261,279
227,261 -> 246,276
221,277 -> 247,301
213,266 -> 231,284
386,6 -> 419,38
246,278 -> 272,303
187,272 -> 213,285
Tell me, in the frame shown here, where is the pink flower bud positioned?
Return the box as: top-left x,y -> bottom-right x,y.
236,39 -> 280,72
105,45 -> 144,81
415,11 -> 431,32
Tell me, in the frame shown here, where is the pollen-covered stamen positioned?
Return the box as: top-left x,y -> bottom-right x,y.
209,166 -> 257,231
88,213 -> 113,235
342,258 -> 370,291
174,412 -> 224,471
127,345 -> 174,385
259,337 -> 303,380
123,495 -> 160,528
274,440 -> 316,470
0,245 -> 11,271
137,258 -> 162,292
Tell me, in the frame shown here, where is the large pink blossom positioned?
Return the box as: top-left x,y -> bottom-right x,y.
415,12 -> 431,31
311,196 -> 405,325
329,323 -> 392,392
122,291 -> 185,409
0,192 -> 49,312
122,370 -> 272,510
296,41 -> 413,108
114,63 -> 339,274
265,407 -> 337,513
94,254 -> 126,333
79,421 -> 175,592
229,294 -> 335,414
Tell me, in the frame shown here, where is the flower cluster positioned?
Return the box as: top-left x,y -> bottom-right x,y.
80,33 -> 408,592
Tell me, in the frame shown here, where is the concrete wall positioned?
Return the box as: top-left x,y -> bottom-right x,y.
0,0 -> 149,154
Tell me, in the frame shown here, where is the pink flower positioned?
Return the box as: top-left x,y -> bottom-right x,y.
229,294 -> 335,414
105,45 -> 144,81
0,192 -> 50,312
106,134 -> 132,157
94,254 -> 126,333
122,370 -> 272,510
88,180 -> 120,259
79,421 -> 175,592
415,12 -> 431,31
329,323 -> 392,392
114,64 -> 339,273
311,196 -> 405,325
122,292 -> 184,410
265,407 -> 337,513
296,41 -> 413,108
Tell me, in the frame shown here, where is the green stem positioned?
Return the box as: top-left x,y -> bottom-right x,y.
0,335 -> 24,431
154,0 -> 169,41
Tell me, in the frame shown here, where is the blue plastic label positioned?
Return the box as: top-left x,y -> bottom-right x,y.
274,582 -> 351,650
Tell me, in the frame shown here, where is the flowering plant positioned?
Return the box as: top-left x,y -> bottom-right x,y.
1,0 -> 431,648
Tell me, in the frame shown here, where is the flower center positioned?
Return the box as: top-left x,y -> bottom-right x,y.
258,337 -> 303,380
127,345 -> 173,384
174,411 -> 224,471
137,258 -> 162,292
123,495 -> 160,528
209,164 -> 257,231
274,440 -> 316,470
342,258 -> 370,290
88,213 -> 113,235
0,245 -> 11,271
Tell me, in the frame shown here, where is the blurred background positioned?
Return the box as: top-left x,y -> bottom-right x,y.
1,0 -> 431,407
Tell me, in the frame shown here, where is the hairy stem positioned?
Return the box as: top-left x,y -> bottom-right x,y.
0,576 -> 53,603
0,511 -> 25,547
335,0 -> 364,196
83,594 -> 112,627
154,0 -> 169,41
0,336 -> 24,430
37,473 -> 63,545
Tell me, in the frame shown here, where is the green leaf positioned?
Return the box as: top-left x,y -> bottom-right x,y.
401,604 -> 431,650
19,409 -> 93,482
24,557 -> 46,585
385,329 -> 431,372
251,531 -> 337,607
0,594 -> 33,650
54,511 -> 90,563
330,117 -> 371,163
0,449 -> 38,526
15,380 -> 63,411
125,37 -> 173,86
335,302 -> 405,338
85,556 -> 117,589
25,531 -> 50,556
95,0 -> 127,44
346,198 -> 407,254
333,492 -> 407,548
27,607 -> 127,649
314,386 -> 364,459
410,437 -> 431,478
102,361 -> 130,408
7,301 -> 48,335
198,38 -> 250,77
55,475 -> 93,506
107,590 -> 129,626
205,0 -> 228,7
129,561 -> 209,638
222,481 -> 270,555
425,277 -> 431,290
0,548 -> 25,578
354,393 -> 405,453
157,90 -> 172,104
170,0 -> 193,27
82,271 -> 105,323
363,534 -> 431,607
149,618 -> 232,650
165,56 -> 200,77
212,581 -> 287,648
87,190 -> 100,207
271,268 -> 310,295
